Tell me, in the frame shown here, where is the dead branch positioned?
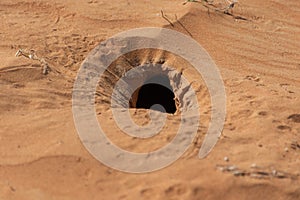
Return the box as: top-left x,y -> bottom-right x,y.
161,10 -> 174,27
183,0 -> 247,20
175,14 -> 193,37
15,49 -> 50,75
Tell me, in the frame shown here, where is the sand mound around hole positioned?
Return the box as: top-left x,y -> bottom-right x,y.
111,63 -> 197,115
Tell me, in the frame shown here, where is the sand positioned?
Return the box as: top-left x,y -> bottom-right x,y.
0,0 -> 300,199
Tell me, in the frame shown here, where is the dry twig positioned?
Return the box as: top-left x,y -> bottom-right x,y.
217,164 -> 299,180
161,10 -> 193,37
175,14 -> 193,37
183,0 -> 247,20
15,49 -> 50,75
161,10 -> 174,27
182,0 -> 214,6
216,0 -> 238,14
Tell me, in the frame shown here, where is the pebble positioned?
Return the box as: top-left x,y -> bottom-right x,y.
228,166 -> 237,171
250,163 -> 257,168
224,157 -> 229,162
284,147 -> 289,152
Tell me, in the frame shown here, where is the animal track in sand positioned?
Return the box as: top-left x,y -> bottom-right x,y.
0,65 -> 44,83
258,111 -> 268,116
287,114 -> 300,123
277,125 -> 292,132
231,109 -> 254,120
140,188 -> 156,198
164,183 -> 187,197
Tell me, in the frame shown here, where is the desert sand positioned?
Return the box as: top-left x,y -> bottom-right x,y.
0,0 -> 300,199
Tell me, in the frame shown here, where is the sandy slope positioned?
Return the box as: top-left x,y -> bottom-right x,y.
0,0 -> 299,199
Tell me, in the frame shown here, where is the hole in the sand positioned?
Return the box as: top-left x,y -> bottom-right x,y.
130,75 -> 177,114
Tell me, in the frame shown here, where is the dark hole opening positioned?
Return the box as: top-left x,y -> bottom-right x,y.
133,75 -> 177,114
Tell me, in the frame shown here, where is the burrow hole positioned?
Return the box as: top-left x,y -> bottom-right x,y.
130,75 -> 177,114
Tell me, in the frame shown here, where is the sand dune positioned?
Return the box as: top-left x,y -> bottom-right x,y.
0,0 -> 299,199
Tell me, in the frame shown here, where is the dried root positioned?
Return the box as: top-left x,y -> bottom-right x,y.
218,0 -> 239,14
217,164 -> 299,180
182,0 -> 214,5
182,0 -> 247,20
15,49 -> 50,75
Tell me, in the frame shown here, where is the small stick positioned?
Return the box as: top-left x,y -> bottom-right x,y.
183,0 -> 214,5
183,0 -> 199,5
161,10 -> 174,27
15,49 -> 49,74
217,0 -> 238,14
15,49 -> 51,75
175,14 -> 193,38
182,0 -> 215,16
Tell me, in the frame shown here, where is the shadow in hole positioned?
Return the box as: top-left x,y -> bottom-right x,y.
135,75 -> 177,114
